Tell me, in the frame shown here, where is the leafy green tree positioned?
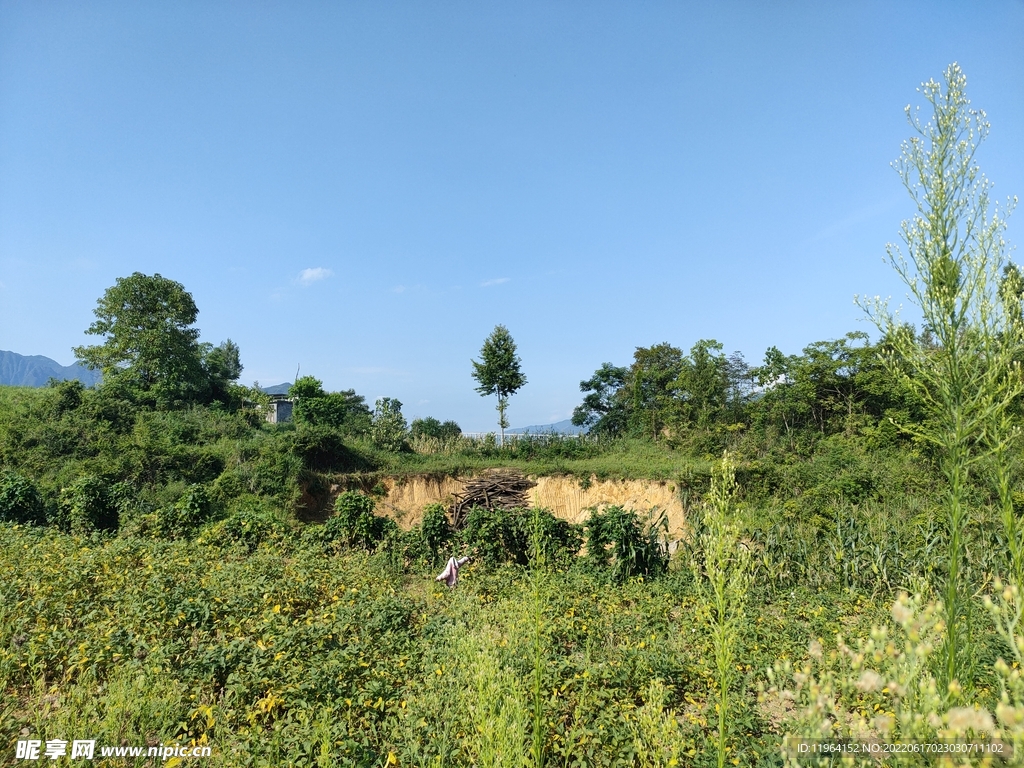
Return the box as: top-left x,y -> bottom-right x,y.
675,339 -> 730,430
571,363 -> 629,436
371,398 -> 407,452
471,325 -> 527,445
290,376 -> 371,434
859,63 -> 1020,686
289,376 -> 326,399
628,343 -> 683,440
202,339 -> 243,401
410,417 -> 462,441
74,273 -> 208,405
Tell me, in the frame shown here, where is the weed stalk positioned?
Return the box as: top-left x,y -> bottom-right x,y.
700,452 -> 750,768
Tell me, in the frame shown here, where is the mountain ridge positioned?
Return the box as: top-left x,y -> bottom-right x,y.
0,350 -> 101,388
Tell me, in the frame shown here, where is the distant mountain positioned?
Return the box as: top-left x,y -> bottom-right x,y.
0,350 -> 101,388
506,419 -> 586,435
261,382 -> 293,395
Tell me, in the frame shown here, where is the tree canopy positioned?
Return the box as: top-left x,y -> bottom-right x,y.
74,272 -> 209,405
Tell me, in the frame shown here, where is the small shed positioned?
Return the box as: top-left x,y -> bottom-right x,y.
265,396 -> 294,424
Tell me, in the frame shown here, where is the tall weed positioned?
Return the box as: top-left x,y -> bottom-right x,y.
700,453 -> 751,768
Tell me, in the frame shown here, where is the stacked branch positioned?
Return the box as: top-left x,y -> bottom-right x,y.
449,470 -> 536,529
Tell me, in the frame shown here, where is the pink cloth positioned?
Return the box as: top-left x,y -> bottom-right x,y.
435,556 -> 470,588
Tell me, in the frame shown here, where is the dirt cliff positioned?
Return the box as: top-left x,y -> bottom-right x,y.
371,473 -> 686,537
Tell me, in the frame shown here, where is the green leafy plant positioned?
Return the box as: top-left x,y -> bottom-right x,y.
56,474 -> 118,533
583,504 -> 667,583
0,471 -> 46,526
370,398 -> 407,452
420,502 -> 453,565
460,506 -> 581,568
157,484 -> 216,539
320,491 -> 397,551
214,506 -> 284,551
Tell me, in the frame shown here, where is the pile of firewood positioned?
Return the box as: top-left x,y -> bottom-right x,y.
449,470 -> 536,529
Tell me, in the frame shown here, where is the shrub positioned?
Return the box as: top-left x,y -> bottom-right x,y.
410,417 -> 462,441
460,506 -> 528,566
215,507 -> 284,551
460,506 -> 582,568
157,484 -> 216,538
48,378 -> 85,415
421,502 -> 453,565
294,390 -> 372,434
0,471 -> 46,525
292,425 -> 370,472
56,474 -> 118,533
313,491 -> 398,551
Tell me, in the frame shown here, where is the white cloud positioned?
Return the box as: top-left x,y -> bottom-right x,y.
480,277 -> 510,287
296,267 -> 333,286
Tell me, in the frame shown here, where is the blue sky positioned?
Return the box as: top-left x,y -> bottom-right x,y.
1,1 -> 1022,431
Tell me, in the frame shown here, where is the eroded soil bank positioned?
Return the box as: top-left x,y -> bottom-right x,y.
366,472 -> 686,537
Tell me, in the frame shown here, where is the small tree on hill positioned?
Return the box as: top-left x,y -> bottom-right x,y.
471,325 -> 527,446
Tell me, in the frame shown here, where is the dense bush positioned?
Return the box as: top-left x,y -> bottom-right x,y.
291,375 -> 372,434
460,505 -> 582,567
410,417 -> 462,441
0,471 -> 46,525
309,491 -> 398,551
157,483 -> 217,539
211,507 -> 285,551
420,502 -> 453,565
56,474 -> 118,533
291,424 -> 371,472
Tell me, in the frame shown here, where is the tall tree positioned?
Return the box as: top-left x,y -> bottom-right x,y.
471,325 -> 527,446
628,343 -> 683,440
74,272 -> 208,405
675,339 -> 730,430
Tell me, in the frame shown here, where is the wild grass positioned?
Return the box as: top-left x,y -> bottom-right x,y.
373,436 -> 703,482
